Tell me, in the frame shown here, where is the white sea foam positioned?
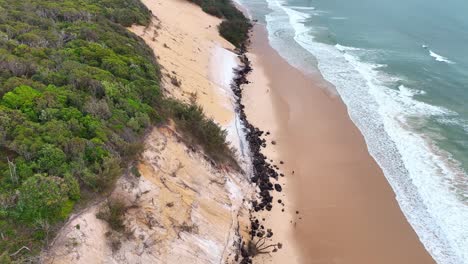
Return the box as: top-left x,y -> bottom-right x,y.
290,6 -> 315,10
438,117 -> 468,135
336,43 -> 361,51
398,85 -> 427,97
429,50 -> 455,64
231,0 -> 253,20
330,16 -> 348,20
264,0 -> 468,263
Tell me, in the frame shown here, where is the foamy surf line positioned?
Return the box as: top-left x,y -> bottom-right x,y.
429,50 -> 455,64
264,0 -> 468,263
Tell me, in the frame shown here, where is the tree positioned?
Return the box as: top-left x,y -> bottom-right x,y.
37,144 -> 66,174
16,175 -> 69,223
2,85 -> 41,119
64,173 -> 80,200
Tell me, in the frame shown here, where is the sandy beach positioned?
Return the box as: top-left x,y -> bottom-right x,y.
243,24 -> 436,264
34,0 -> 451,263
133,0 -> 436,263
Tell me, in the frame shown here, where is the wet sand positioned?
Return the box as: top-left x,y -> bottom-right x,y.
243,24 -> 436,264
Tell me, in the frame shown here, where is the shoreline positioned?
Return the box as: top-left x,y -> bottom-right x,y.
242,23 -> 436,263
38,0 -> 442,263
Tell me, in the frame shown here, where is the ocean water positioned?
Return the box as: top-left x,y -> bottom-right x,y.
235,0 -> 468,263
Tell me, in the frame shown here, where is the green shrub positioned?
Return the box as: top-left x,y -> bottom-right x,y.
64,173 -> 81,200
219,19 -> 251,48
163,100 -> 236,165
37,144 -> 67,174
96,199 -> 126,232
95,157 -> 122,192
0,252 -> 12,264
131,165 -> 141,178
16,175 -> 69,223
59,200 -> 75,220
189,0 -> 251,47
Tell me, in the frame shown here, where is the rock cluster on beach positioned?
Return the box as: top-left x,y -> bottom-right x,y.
232,54 -> 281,213
230,48 -> 285,263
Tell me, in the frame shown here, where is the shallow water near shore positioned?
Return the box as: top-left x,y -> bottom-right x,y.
244,24 -> 436,264
236,0 -> 468,263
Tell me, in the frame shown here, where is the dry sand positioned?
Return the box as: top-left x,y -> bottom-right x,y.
243,24 -> 436,264
43,126 -> 252,264
130,0 -> 250,166
129,0 -> 237,126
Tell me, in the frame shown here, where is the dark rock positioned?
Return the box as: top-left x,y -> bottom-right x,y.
274,184 -> 282,192
266,229 -> 273,238
230,44 -> 284,263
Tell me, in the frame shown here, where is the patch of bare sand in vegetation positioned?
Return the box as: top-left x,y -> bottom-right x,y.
43,127 -> 252,263
41,206 -> 109,264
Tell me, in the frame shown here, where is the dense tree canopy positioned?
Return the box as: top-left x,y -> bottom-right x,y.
0,0 -> 158,258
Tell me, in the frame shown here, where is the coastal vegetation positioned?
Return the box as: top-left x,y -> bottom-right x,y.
189,0 -> 251,47
0,0 -> 234,260
161,99 -> 236,166
96,198 -> 127,233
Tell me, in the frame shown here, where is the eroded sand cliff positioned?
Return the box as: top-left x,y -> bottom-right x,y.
43,127 -> 252,263
42,0 -> 254,263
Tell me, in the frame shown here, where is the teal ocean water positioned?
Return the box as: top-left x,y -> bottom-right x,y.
236,0 -> 468,263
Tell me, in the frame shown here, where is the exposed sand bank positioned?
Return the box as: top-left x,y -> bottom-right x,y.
130,0 -> 250,167
43,127 -> 252,263
242,24 -> 436,264
43,0 -> 254,263
129,0 -> 236,126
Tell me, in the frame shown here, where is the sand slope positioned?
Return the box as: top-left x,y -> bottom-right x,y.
43,127 -> 252,263
129,0 -> 236,125
43,0 -> 254,263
